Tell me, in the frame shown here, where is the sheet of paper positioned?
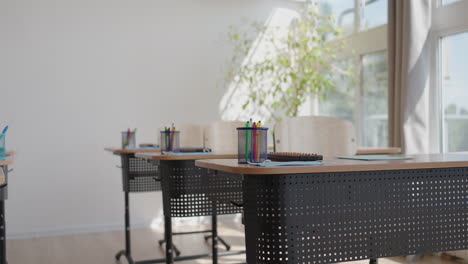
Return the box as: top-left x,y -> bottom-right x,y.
337,155 -> 412,161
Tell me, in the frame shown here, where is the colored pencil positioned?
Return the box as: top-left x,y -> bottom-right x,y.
252,122 -> 257,162
164,127 -> 168,151
168,128 -> 171,151
244,121 -> 250,162
256,121 -> 261,161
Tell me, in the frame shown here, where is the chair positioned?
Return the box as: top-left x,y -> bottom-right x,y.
275,116 -> 380,263
204,121 -> 245,154
158,124 -> 205,148
274,116 -> 357,156
175,123 -> 205,148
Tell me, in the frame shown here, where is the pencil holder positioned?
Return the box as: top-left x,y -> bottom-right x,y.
160,131 -> 180,153
121,131 -> 136,149
0,134 -> 5,160
237,127 -> 268,164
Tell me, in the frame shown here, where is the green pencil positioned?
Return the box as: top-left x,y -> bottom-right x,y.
245,120 -> 250,162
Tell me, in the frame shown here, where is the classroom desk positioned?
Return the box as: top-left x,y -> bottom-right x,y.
135,152 -> 244,264
0,154 -> 14,264
105,148 -> 161,264
196,154 -> 468,264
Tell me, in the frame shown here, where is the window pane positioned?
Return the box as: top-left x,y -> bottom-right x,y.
319,59 -> 355,122
360,51 -> 388,147
443,0 -> 463,5
319,0 -> 355,35
441,32 -> 468,152
361,0 -> 388,30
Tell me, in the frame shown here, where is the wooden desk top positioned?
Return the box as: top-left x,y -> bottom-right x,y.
196,153 -> 468,175
136,152 -> 237,161
0,151 -> 15,167
107,146 -> 400,155
0,154 -> 13,184
104,147 -> 160,154
356,147 -> 402,155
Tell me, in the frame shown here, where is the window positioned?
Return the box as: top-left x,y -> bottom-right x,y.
319,59 -> 356,122
440,32 -> 468,152
319,0 -> 355,35
442,0 -> 464,5
360,51 -> 388,147
431,0 -> 468,153
361,0 -> 388,30
317,0 -> 388,147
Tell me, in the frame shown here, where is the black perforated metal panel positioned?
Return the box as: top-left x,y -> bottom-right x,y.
159,160 -> 242,217
242,167 -> 468,264
120,154 -> 161,192
0,166 -> 7,201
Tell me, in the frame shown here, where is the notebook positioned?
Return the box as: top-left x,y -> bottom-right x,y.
249,161 -> 323,167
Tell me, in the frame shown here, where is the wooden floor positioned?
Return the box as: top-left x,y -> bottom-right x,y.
6,222 -> 468,264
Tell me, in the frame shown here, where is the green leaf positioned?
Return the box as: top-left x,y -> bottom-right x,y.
242,101 -> 250,110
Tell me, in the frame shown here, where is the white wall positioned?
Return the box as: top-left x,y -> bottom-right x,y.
0,0 -> 298,238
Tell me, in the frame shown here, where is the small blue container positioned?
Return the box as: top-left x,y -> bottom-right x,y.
0,134 -> 5,160
237,127 -> 268,164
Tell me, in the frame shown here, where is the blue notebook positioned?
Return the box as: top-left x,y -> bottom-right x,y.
124,147 -> 158,150
163,152 -> 213,156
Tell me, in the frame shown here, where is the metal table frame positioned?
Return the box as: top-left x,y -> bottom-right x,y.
111,152 -> 242,264
150,159 -> 246,264
198,156 -> 468,264
112,152 -> 163,264
0,165 -> 8,264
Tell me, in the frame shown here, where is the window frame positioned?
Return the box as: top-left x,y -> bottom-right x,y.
430,0 -> 468,153
312,0 -> 388,147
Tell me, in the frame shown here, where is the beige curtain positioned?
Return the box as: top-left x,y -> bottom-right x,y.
388,0 -> 432,154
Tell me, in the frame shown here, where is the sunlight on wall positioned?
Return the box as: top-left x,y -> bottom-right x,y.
219,7 -> 300,122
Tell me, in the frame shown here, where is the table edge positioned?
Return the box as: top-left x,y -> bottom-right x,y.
136,153 -> 237,160
195,159 -> 468,175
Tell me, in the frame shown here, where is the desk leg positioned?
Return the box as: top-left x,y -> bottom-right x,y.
115,191 -> 134,264
165,215 -> 173,264
0,200 -> 6,264
212,200 -> 218,264
124,191 -> 132,257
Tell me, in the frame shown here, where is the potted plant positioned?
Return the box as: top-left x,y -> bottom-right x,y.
224,3 -> 355,122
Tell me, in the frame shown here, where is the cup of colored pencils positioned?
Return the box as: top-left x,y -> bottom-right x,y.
160,126 -> 180,153
237,120 -> 268,164
121,129 -> 137,149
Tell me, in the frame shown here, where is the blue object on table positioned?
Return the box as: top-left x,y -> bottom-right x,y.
0,133 -> 5,160
162,152 -> 214,156
337,155 -> 412,161
124,147 -> 158,150
249,161 -> 323,167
